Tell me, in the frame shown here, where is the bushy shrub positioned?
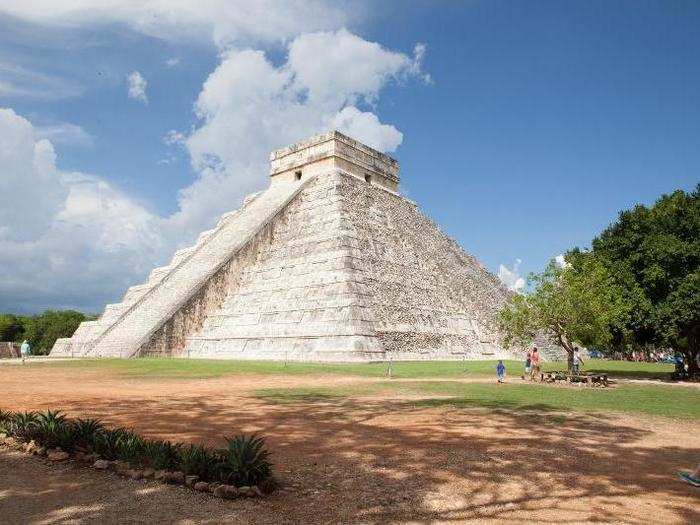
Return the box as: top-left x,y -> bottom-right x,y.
218,435 -> 272,487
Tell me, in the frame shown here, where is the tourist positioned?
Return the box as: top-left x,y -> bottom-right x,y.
20,339 -> 31,363
572,347 -> 584,375
677,463 -> 700,487
530,347 -> 541,381
524,350 -> 532,380
496,360 -> 506,383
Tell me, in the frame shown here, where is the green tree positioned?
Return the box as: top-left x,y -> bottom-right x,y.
16,310 -> 89,355
0,314 -> 24,342
498,254 -> 632,371
591,185 -> 700,374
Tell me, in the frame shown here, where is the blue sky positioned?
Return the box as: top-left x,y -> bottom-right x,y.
1,0 -> 698,313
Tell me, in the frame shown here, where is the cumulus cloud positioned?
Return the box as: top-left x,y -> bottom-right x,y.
331,106 -> 403,152
164,57 -> 180,68
0,7 -> 430,312
0,0 -> 350,49
126,71 -> 148,103
498,258 -> 525,293
171,30 -> 428,239
0,108 -> 163,312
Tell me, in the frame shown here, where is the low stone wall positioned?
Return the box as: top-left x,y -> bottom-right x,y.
0,342 -> 20,359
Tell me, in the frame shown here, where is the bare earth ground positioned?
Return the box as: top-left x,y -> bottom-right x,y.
1,365 -> 698,524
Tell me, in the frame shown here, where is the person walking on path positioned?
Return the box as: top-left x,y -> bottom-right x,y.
496,360 -> 506,383
677,463 -> 700,487
572,347 -> 584,375
530,347 -> 541,381
20,339 -> 31,363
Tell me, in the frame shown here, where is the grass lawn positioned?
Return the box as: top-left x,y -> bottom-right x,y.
255,381 -> 700,420
41,357 -> 675,380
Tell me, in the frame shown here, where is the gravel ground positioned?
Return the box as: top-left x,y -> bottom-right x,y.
0,365 -> 698,524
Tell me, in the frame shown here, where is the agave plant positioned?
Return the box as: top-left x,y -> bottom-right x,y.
217,434 -> 272,487
91,427 -> 129,460
34,410 -> 74,450
116,430 -> 146,465
177,443 -> 219,480
144,439 -> 181,471
72,418 -> 104,450
11,411 -> 39,442
0,410 -> 15,433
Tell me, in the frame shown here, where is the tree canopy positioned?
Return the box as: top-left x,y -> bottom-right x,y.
499,184 -> 699,374
0,310 -> 92,355
591,185 -> 700,372
498,254 -> 631,370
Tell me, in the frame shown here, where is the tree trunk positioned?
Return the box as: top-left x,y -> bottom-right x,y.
557,332 -> 575,372
685,348 -> 699,376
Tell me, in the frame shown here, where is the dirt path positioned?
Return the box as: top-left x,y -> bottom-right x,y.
1,365 -> 698,524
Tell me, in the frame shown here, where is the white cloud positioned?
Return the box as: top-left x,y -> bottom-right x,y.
169,30 -> 427,239
0,108 -> 163,312
126,70 -> 147,103
331,106 -> 403,152
165,57 -> 180,68
0,1 -> 351,49
0,62 -> 84,100
498,258 -> 525,293
36,122 -> 93,147
0,10 -> 430,312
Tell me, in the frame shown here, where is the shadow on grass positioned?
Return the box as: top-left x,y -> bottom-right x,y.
584,368 -> 673,381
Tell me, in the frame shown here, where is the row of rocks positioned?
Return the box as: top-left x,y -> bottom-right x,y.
0,434 -> 266,500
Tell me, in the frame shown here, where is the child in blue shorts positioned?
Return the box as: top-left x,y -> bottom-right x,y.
496,360 -> 506,383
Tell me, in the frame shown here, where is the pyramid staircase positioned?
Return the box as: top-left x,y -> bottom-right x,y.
51,180 -> 312,358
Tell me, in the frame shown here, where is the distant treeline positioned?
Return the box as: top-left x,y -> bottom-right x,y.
0,310 -> 95,355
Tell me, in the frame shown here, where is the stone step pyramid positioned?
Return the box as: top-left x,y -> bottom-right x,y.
51,131 -> 523,362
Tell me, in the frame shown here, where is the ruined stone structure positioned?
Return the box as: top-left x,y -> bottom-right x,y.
51,131 -> 524,361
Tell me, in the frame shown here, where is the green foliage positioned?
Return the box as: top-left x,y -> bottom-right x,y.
72,418 -> 105,450
498,254 -> 632,369
218,435 -> 272,487
91,428 -> 130,460
9,411 -> 40,441
0,309 -> 94,354
0,409 -> 275,487
591,185 -> 700,371
33,410 -> 76,451
178,443 -> 219,479
0,314 -> 23,342
143,440 -> 181,471
115,431 -> 147,464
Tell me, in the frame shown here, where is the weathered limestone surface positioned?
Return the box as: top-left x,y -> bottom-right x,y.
52,131 -> 558,361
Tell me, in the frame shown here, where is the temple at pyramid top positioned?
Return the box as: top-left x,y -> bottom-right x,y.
269,130 -> 400,191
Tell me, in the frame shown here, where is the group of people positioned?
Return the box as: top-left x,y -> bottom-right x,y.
494,347 -> 542,383
495,345 -> 587,383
